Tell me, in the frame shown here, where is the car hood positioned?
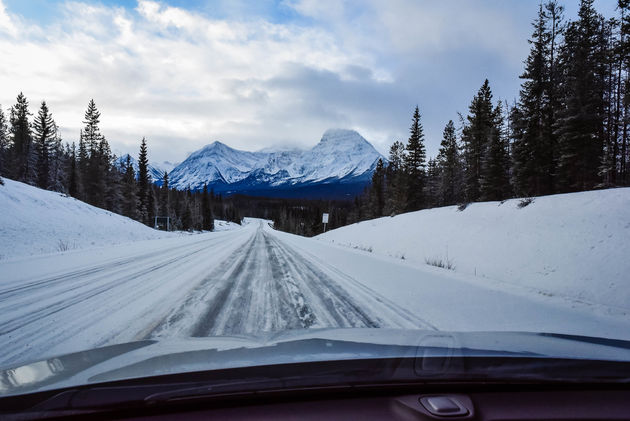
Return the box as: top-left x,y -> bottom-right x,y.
2,329 -> 630,396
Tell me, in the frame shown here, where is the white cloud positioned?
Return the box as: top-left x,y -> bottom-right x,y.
0,0 -> 17,37
0,0 -> 532,162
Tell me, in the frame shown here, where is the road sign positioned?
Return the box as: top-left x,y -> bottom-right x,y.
322,213 -> 329,223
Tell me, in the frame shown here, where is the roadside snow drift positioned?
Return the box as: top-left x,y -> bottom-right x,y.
0,178 -> 172,260
317,188 -> 630,312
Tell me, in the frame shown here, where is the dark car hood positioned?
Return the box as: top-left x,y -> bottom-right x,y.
2,329 -> 630,396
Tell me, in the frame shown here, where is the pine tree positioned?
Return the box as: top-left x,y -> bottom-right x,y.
81,100 -> 109,206
424,158 -> 440,207
0,106 -> 8,180
480,103 -> 512,200
620,0 -> 630,185
462,80 -> 495,201
436,120 -> 463,205
121,155 -> 137,219
33,101 -> 56,189
68,143 -> 80,198
545,1 -> 565,191
555,0 -> 606,191
201,183 -> 214,231
9,93 -> 33,183
137,138 -> 150,225
512,4 -> 554,196
160,171 -> 170,219
403,106 -> 427,210
369,158 -> 385,217
384,140 -> 406,215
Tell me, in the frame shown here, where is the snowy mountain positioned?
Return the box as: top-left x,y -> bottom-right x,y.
168,129 -> 385,198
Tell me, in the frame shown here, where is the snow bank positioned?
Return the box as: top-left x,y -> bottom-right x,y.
317,189 -> 630,312
0,178 -> 173,260
213,219 -> 242,231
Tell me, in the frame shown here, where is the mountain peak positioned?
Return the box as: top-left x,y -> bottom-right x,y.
168,129 -> 385,194
205,140 -> 229,150
320,128 -> 365,143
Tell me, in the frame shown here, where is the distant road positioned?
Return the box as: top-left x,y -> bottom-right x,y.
1,220 -> 629,368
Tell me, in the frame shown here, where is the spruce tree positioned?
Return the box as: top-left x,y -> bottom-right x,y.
33,101 -> 56,189
161,171 -> 170,219
77,130 -> 88,200
555,0 -> 606,191
201,183 -> 214,231
403,106 -> 427,210
81,100 -> 109,206
384,140 -> 406,215
369,158 -> 385,217
424,158 -> 440,207
512,4 -> 553,196
137,138 -> 150,225
122,155 -> 137,219
68,143 -> 80,198
480,103 -> 512,200
436,120 -> 462,205
462,80 -> 495,201
620,0 -> 630,185
0,106 -> 8,180
9,93 -> 33,183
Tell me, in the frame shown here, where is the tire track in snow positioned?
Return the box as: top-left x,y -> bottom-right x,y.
152,223 -> 430,338
0,230 -> 253,366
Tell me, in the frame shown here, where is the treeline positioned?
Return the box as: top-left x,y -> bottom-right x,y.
358,0 -> 630,220
226,195 -> 355,236
0,96 -> 242,230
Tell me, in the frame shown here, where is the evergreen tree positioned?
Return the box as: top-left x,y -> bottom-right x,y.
545,1 -> 565,190
480,103 -> 512,200
403,106 -> 427,210
68,143 -> 80,198
369,158 -> 385,217
81,100 -> 109,206
201,183 -> 214,231
512,4 -> 555,196
436,120 -> 462,205
462,80 -> 495,201
384,140 -> 406,215
9,93 -> 33,183
620,0 -> 630,185
137,138 -> 150,224
0,106 -> 8,180
160,171 -> 170,218
122,155 -> 138,219
33,101 -> 56,189
424,158 -> 440,207
555,0 -> 606,191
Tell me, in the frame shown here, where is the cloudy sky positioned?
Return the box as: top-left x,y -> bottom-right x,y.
0,0 -> 619,164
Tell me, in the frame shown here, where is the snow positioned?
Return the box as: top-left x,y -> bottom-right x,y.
213,219 -> 242,231
317,188 -> 630,315
1,218 -> 629,370
168,129 -> 384,190
0,178 -> 173,260
1,182 -> 629,370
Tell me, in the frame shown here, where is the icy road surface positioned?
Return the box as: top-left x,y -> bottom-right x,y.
1,220 -> 629,367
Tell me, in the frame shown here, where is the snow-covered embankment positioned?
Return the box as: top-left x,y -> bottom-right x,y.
317,189 -> 630,312
0,178 -> 173,260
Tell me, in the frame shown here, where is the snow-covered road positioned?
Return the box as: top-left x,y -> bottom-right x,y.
1,220 -> 629,368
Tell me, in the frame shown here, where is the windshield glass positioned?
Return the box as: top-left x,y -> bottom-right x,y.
0,0 -> 629,397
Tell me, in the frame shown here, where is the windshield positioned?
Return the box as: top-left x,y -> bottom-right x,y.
0,0 -> 629,399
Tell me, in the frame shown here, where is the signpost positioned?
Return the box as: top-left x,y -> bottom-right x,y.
154,216 -> 171,231
322,213 -> 329,233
